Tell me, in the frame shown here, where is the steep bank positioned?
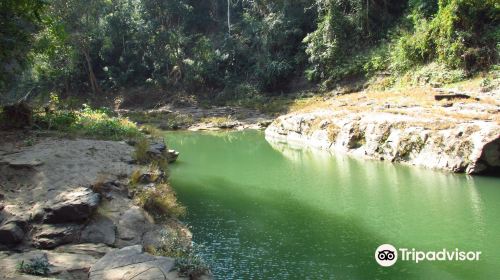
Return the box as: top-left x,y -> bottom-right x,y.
265,89 -> 500,175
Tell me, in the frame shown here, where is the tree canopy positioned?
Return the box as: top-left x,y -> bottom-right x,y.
0,0 -> 498,102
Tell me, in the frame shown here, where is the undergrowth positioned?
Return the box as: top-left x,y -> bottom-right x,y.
33,103 -> 141,140
16,257 -> 50,276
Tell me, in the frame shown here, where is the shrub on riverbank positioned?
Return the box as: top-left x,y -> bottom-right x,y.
32,104 -> 141,140
132,137 -> 152,164
125,111 -> 194,130
147,229 -> 211,279
134,182 -> 186,219
130,155 -> 185,219
16,258 -> 50,276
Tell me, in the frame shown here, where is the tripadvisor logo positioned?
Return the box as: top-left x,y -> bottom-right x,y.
375,244 -> 482,267
375,244 -> 398,267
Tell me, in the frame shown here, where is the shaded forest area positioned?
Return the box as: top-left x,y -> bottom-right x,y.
1,0 -> 498,104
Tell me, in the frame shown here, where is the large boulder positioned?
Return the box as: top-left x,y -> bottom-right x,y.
89,245 -> 177,280
149,142 -> 167,153
42,187 -> 100,224
0,222 -> 25,245
80,214 -> 116,246
116,206 -> 151,247
0,205 -> 30,247
167,150 -> 179,163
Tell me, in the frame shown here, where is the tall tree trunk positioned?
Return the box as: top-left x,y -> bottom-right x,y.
366,0 -> 370,36
227,0 -> 231,35
82,49 -> 100,95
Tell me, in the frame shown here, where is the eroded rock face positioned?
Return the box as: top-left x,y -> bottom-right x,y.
89,245 -> 176,280
43,187 -> 100,224
32,224 -> 81,249
265,111 -> 500,174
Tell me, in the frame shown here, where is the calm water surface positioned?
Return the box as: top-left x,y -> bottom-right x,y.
166,130 -> 500,280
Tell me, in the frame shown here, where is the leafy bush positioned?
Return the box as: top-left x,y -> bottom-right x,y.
33,110 -> 77,130
150,229 -> 191,258
162,113 -> 194,130
176,253 -> 211,279
401,63 -> 466,86
33,104 -> 141,140
149,229 -> 211,279
16,257 -> 50,276
390,0 -> 498,73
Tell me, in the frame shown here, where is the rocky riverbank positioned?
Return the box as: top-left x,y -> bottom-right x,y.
120,105 -> 273,131
0,131 -> 207,279
265,88 -> 500,175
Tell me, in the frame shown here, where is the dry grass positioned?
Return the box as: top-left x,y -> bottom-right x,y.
133,137 -> 151,164
140,124 -> 163,137
91,174 -> 112,194
282,85 -> 498,125
287,96 -> 326,112
135,183 -> 186,219
443,71 -> 498,93
327,124 -> 340,142
130,162 -> 167,187
129,169 -> 142,187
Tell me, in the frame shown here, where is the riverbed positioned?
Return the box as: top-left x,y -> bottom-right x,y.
166,130 -> 500,280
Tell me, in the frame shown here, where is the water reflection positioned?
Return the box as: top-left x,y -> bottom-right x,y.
266,136 -> 486,249
167,131 -> 498,280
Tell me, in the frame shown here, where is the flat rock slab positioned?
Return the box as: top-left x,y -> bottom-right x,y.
54,243 -> 115,258
0,138 -> 137,228
0,158 -> 44,168
89,245 -> 177,280
0,248 -> 99,279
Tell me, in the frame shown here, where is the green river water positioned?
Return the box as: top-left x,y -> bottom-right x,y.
166,130 -> 500,280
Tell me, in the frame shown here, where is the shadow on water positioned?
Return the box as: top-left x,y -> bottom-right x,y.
167,130 -> 500,280
174,175 -> 494,280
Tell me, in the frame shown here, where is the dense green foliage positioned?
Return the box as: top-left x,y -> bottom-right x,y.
390,0 -> 499,73
31,94 -> 141,139
303,0 -> 407,83
0,0 -> 498,102
0,0 -> 46,93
